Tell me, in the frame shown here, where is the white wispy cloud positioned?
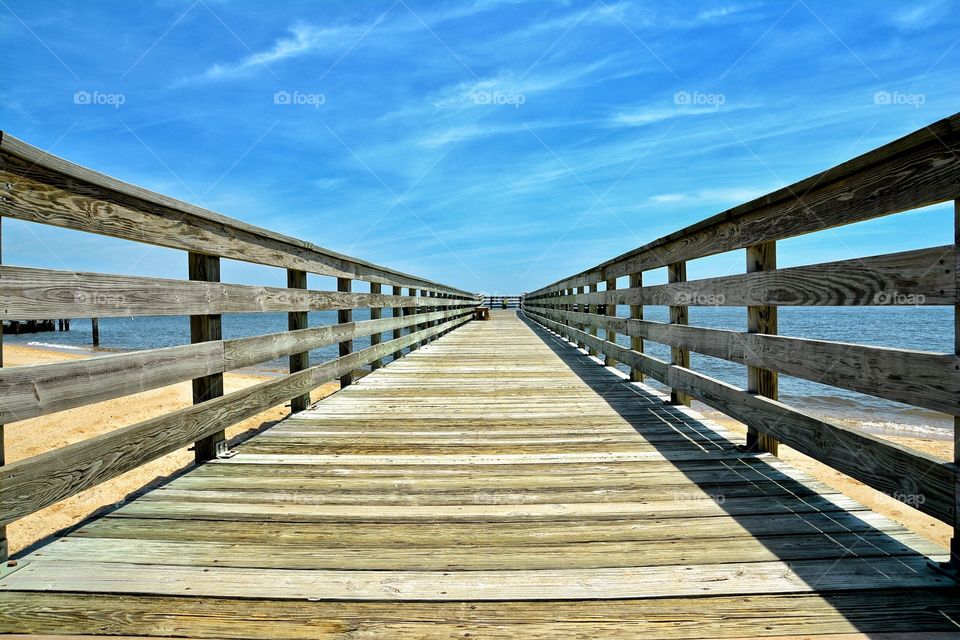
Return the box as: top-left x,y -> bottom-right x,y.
193,21 -> 371,81
645,186 -> 770,206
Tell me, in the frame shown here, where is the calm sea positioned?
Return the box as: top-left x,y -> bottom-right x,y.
6,307 -> 954,441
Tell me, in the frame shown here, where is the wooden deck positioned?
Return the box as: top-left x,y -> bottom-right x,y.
1,310 -> 957,638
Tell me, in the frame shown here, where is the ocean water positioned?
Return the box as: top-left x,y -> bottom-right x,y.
595,306 -> 954,441
7,307 -> 954,441
5,309 -> 392,375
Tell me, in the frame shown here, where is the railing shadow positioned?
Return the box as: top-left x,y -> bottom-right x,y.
517,310 -> 959,629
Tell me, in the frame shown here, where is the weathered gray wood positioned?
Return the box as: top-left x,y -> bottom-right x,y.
667,262 -> 690,406
338,278 -> 353,390
0,265 -> 473,319
0,342 -> 223,423
628,272 -> 643,382
529,246 -> 954,307
0,315 -> 470,527
954,198 -> 960,570
746,241 -> 778,455
526,309 -> 956,524
527,113 -> 960,295
0,133 -> 472,297
189,253 -> 224,463
392,285 -> 403,361
0,309 -> 471,424
604,276 -> 617,367
369,282 -> 383,371
287,269 -> 310,413
527,306 -> 960,417
2,590 -> 960,639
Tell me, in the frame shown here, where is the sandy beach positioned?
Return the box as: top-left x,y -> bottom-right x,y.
3,344 -> 339,556
4,344 -> 952,556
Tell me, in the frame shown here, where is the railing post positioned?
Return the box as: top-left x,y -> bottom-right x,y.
667,261 -> 691,406
91,317 -> 99,347
369,282 -> 382,371
952,199 -> 959,572
407,287 -> 418,351
189,252 -> 225,462
605,275 -> 617,368
392,285 -> 403,361
576,286 -> 586,349
746,241 -> 779,455
287,269 -> 310,413
587,283 -> 599,356
629,272 -> 644,382
337,277 -> 353,389
0,218 -> 6,563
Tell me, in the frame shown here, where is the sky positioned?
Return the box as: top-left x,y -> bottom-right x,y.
1,0 -> 958,294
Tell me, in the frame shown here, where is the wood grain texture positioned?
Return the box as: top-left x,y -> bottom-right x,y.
745,241 -> 779,455
529,245 -> 954,307
525,309 -> 956,524
0,134 -> 472,297
0,315 -> 470,526
527,113 -> 960,295
0,265 -> 476,318
0,310 -> 951,638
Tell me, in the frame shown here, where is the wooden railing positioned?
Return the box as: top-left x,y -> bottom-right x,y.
0,132 -> 477,561
480,295 -> 522,309
523,113 -> 960,571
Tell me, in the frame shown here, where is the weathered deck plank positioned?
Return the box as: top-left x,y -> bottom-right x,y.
0,310 -> 955,637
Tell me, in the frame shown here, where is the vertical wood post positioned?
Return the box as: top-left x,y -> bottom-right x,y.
746,241 -> 779,455
668,261 -> 691,406
407,287 -> 418,352
587,283 -> 599,356
91,318 -> 100,347
287,269 -> 310,413
576,286 -> 586,349
952,199 -> 959,571
337,277 -> 353,389
629,272 -> 644,382
392,285 -> 403,361
604,276 -> 617,368
189,252 -> 225,462
369,282 -> 382,370
0,218 -> 6,563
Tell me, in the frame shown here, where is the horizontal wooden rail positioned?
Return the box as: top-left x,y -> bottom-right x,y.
526,245 -> 954,306
0,313 -> 470,527
523,116 -> 960,563
0,308 -> 472,423
524,308 -> 956,525
527,306 -> 960,416
0,266 -> 474,319
0,133 -> 473,297
527,113 -> 960,296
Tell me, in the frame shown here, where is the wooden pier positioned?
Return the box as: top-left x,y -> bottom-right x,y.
1,116 -> 960,637
0,309 -> 956,637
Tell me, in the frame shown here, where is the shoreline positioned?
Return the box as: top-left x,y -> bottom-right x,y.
3,343 -> 340,556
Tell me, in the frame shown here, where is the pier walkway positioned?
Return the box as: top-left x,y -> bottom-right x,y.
1,310 -> 956,638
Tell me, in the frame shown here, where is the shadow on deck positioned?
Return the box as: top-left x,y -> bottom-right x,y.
0,310 -> 957,639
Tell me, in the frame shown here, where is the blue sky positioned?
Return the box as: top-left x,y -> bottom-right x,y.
2,0 -> 957,294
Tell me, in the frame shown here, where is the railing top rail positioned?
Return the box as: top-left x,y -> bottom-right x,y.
0,131 -> 474,297
528,113 -> 960,296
